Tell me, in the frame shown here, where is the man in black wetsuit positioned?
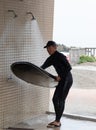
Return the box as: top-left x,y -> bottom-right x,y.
41,41 -> 73,128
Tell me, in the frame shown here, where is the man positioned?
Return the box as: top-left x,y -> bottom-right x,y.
41,41 -> 73,128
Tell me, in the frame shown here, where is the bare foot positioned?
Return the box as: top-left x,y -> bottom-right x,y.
47,121 -> 61,128
52,121 -> 61,126
48,121 -> 61,126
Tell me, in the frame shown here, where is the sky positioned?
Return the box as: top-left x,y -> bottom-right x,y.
53,0 -> 96,47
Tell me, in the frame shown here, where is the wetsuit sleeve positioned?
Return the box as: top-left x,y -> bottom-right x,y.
41,56 -> 52,69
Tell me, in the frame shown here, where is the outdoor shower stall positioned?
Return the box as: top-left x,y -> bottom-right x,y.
0,0 -> 54,128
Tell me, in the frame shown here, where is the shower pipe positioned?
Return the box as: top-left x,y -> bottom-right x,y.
8,10 -> 18,18
26,12 -> 36,20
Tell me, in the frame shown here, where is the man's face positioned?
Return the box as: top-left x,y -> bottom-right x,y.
47,45 -> 56,55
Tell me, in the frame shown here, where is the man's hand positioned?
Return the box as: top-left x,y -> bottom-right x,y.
55,76 -> 61,82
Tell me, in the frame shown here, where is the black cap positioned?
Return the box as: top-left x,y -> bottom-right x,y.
44,41 -> 57,48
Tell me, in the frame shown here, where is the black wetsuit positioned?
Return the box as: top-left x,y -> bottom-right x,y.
41,51 -> 73,121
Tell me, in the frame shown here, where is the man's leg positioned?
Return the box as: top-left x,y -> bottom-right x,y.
52,86 -> 60,121
53,73 -> 73,122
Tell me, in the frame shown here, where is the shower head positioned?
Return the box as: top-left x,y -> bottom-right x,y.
26,12 -> 36,20
8,10 -> 18,18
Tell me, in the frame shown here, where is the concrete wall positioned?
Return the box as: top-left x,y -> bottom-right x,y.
0,0 -> 54,128
70,48 -> 86,65
70,48 -> 96,65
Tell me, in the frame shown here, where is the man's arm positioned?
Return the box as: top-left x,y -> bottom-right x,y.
41,56 -> 52,69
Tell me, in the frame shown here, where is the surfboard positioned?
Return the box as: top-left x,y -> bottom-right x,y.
11,61 -> 58,88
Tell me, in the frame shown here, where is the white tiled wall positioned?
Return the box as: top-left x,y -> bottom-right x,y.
0,0 -> 54,128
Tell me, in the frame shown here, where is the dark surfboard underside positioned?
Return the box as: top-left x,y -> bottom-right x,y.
11,61 -> 57,88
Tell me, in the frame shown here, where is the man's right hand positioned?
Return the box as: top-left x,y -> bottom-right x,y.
55,76 -> 61,82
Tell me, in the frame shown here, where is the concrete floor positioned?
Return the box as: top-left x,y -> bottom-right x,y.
48,63 -> 96,118
13,114 -> 96,130
9,63 -> 96,130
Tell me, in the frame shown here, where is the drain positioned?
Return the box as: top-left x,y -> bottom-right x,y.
7,127 -> 34,130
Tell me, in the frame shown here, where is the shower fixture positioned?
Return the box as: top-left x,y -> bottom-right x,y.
26,12 -> 36,20
8,10 -> 18,18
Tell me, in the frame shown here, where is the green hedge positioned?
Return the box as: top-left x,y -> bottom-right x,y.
78,55 -> 96,64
